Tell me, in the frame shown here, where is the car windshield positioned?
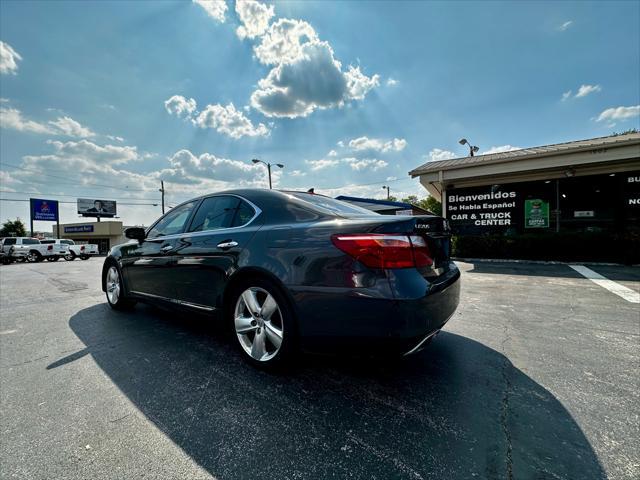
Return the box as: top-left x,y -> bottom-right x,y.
286,192 -> 377,217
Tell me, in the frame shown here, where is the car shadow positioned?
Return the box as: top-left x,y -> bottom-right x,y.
52,303 -> 606,479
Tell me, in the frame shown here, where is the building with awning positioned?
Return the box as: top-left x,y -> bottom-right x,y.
409,132 -> 640,235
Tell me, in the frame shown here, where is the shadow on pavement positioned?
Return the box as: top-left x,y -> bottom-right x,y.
464,261 -> 640,282
52,303 -> 606,479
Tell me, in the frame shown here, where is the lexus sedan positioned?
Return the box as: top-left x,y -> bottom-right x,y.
102,189 -> 460,367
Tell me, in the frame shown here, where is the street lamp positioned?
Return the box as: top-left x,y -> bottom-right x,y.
459,138 -> 480,157
382,185 -> 390,200
252,158 -> 284,189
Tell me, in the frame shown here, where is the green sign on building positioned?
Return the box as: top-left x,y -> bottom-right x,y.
525,199 -> 549,228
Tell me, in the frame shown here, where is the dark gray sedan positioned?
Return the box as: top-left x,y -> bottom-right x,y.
102,189 -> 460,367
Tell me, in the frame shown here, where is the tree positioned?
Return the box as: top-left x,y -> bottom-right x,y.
0,218 -> 27,237
400,195 -> 442,216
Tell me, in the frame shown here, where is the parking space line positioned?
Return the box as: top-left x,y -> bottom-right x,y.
569,265 -> 640,304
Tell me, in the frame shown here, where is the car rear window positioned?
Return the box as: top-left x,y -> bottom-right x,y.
287,192 -> 376,217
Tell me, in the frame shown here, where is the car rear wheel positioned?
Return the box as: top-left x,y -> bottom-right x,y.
105,265 -> 136,310
80,255 -> 89,260
230,278 -> 296,368
27,251 -> 41,263
46,256 -> 59,262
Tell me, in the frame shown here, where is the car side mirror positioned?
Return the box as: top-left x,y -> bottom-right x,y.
124,227 -> 146,242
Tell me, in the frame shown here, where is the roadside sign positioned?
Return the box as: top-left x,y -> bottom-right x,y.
31,198 -> 59,221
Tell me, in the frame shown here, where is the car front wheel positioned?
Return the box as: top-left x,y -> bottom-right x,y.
104,264 -> 136,310
64,253 -> 75,261
229,278 -> 296,368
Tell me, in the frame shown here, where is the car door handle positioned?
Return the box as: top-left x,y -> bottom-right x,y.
217,241 -> 238,249
161,245 -> 173,253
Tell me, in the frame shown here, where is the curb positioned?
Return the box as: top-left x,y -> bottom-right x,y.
452,257 -> 638,267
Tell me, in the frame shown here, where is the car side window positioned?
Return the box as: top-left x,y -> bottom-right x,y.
23,239 -> 40,245
231,200 -> 256,227
188,196 -> 241,233
3,238 -> 16,245
147,201 -> 197,239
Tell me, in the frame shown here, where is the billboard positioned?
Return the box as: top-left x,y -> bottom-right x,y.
31,198 -> 59,221
77,198 -> 117,218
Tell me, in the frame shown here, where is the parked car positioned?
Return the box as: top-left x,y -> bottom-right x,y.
37,239 -> 70,261
101,189 -> 460,367
0,237 -> 58,262
41,239 -> 98,261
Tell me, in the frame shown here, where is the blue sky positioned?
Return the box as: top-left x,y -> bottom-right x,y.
1,0 -> 639,227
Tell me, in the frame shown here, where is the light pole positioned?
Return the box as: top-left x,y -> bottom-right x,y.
459,138 -> 479,157
252,158 -> 284,189
382,185 -> 390,200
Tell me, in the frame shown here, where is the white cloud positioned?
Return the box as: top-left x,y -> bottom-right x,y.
575,84 -> 601,98
166,149 -> 263,182
235,0 -> 275,39
243,7 -> 379,118
562,84 -> 601,101
482,145 -> 521,155
348,136 -> 406,153
426,148 -> 457,161
328,149 -> 338,157
558,20 -> 573,31
45,139 -> 142,165
194,102 -> 269,138
343,158 -> 388,171
192,0 -> 227,23
306,158 -> 340,171
0,106 -> 96,137
164,95 -> 197,118
48,116 -> 95,138
253,18 -> 318,65
306,156 -> 388,172
0,107 -> 56,134
386,78 -> 399,87
289,169 -> 306,177
106,135 -> 125,142
0,41 -> 22,75
596,105 -> 640,123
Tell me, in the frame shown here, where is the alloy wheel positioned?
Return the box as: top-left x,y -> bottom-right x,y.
27,252 -> 38,263
106,266 -> 121,304
234,287 -> 284,362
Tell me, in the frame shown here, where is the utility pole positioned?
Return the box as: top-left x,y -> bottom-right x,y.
382,185 -> 390,200
159,181 -> 165,214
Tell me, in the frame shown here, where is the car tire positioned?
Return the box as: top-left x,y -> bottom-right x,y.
80,255 -> 89,260
227,277 -> 297,369
104,263 -> 136,310
46,256 -> 59,262
64,253 -> 75,261
27,251 -> 42,263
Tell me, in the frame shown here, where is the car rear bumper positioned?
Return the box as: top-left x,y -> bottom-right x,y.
289,263 -> 461,355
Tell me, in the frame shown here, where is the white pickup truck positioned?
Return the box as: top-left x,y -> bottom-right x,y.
40,239 -> 99,261
0,237 -> 65,262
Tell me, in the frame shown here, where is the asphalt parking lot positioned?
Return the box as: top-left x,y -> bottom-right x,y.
1,259 -> 638,480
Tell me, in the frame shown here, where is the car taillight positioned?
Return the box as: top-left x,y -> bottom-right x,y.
47,245 -> 53,251
331,234 -> 433,269
81,245 -> 85,251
